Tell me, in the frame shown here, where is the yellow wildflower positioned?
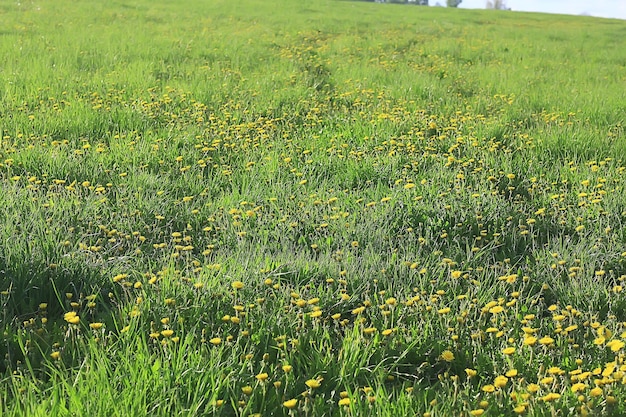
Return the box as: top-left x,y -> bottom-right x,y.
513,405 -> 526,414
305,378 -> 322,389
542,393 -> 561,402
538,336 -> 554,346
440,350 -> 455,362
527,384 -> 540,393
502,347 -> 516,355
283,399 -> 298,409
489,306 -> 504,314
494,375 -> 508,388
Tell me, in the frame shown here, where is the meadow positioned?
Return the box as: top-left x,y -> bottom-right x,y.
1,0 -> 626,415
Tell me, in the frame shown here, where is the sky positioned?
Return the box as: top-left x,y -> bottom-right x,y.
444,0 -> 626,20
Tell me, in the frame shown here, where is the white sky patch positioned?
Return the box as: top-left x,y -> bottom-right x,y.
442,0 -> 626,20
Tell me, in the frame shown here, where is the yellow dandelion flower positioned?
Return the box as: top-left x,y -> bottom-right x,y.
527,384 -> 540,393
282,364 -> 293,373
309,310 -> 323,318
438,307 -> 451,314
209,337 -> 221,345
494,375 -> 508,389
305,378 -> 322,389
542,392 -> 560,402
351,306 -> 365,315
465,368 -> 478,378
513,405 -> 526,414
283,399 -> 298,409
607,339 -> 625,352
363,327 -> 377,335
440,350 -> 454,362
523,336 -> 537,346
482,385 -> 495,393
547,366 -> 564,375
571,383 -> 587,393
489,305 -> 504,314
502,347 -> 516,355
112,274 -> 127,283
50,351 -> 61,360
338,398 -> 351,406
506,369 -> 518,377
256,373 -> 269,382
469,409 -> 485,416
589,387 -> 603,397
538,336 -> 554,346
232,281 -> 244,290
161,329 -> 174,338
241,386 -> 253,395
89,322 -> 104,330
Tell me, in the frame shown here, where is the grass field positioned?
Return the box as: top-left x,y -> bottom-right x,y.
1,0 -> 626,415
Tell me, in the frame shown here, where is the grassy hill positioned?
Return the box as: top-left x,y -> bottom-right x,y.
1,0 -> 625,415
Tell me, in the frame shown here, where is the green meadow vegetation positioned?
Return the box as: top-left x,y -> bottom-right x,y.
1,0 -> 626,415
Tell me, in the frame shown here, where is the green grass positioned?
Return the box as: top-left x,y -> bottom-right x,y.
1,0 -> 626,415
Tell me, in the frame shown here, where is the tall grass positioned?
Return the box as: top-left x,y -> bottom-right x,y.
1,0 -> 625,415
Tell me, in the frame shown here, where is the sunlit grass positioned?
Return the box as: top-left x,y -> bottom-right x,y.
1,0 -> 626,415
